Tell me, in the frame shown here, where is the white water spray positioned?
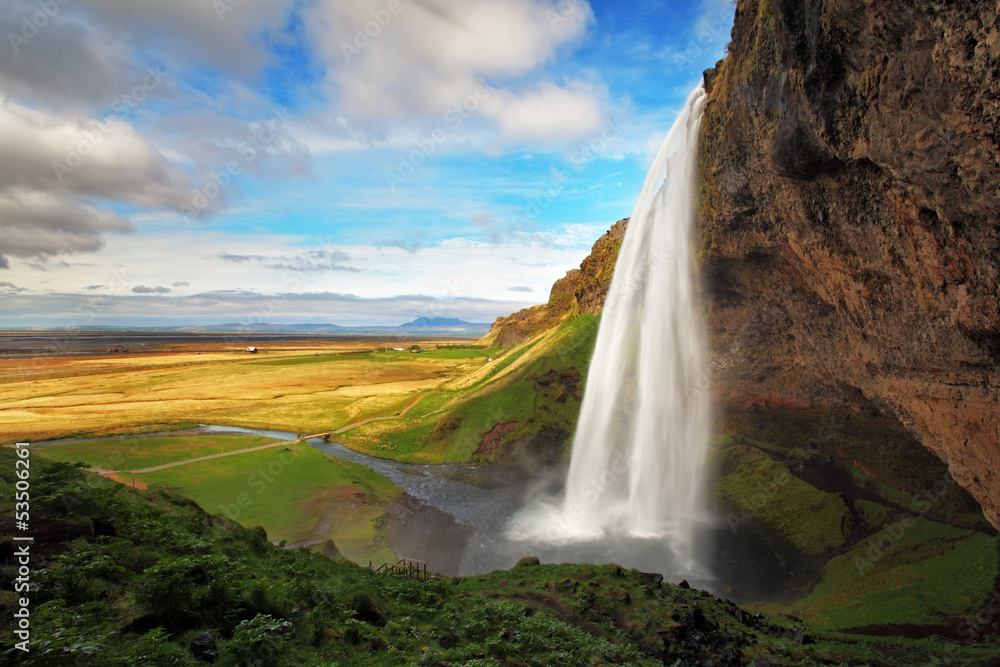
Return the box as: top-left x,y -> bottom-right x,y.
509,83 -> 711,571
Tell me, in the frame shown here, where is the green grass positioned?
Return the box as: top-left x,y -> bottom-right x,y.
5,447 -> 1000,666
714,445 -> 852,555
136,442 -> 401,564
35,434 -> 280,470
340,313 -> 600,464
776,518 -> 1000,629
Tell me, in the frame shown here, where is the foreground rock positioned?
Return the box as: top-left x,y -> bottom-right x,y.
699,0 -> 1000,528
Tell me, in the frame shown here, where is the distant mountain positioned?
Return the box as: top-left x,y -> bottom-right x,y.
400,317 -> 488,328
25,320 -> 491,336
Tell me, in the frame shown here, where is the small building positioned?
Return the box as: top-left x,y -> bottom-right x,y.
246,347 -> 258,354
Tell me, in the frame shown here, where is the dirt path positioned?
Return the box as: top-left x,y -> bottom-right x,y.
116,438 -> 303,474
332,392 -> 428,434
97,392 -> 429,475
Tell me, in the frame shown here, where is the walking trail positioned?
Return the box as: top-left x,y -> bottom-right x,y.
96,392 -> 428,475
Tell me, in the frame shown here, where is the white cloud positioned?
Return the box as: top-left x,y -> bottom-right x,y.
76,0 -> 294,78
0,99 -> 191,258
309,0 -> 607,146
481,81 -> 606,143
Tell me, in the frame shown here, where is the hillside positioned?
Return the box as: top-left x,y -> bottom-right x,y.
4,447 -> 999,665
698,0 -> 1000,528
484,219 -> 628,347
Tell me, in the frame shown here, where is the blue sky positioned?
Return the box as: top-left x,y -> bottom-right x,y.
0,0 -> 733,327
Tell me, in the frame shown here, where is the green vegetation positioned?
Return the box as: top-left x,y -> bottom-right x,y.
771,518 -> 1000,630
340,314 -> 600,463
130,442 -> 400,564
4,449 -> 998,666
36,434 -> 280,471
713,425 -> 998,637
714,445 -> 851,555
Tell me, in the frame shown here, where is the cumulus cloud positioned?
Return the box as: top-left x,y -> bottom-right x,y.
309,0 -> 606,145
81,0 -> 293,78
0,1 -> 312,259
0,255 -> 8,269
0,1 -> 134,108
480,81 -> 606,143
0,100 -> 194,258
131,285 -> 171,294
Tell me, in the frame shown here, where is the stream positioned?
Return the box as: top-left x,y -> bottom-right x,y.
197,425 -> 791,602
40,425 -> 791,601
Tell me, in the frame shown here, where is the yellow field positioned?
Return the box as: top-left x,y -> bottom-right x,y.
0,340 -> 491,443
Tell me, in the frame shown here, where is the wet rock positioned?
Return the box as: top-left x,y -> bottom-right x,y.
189,631 -> 218,662
639,571 -> 664,587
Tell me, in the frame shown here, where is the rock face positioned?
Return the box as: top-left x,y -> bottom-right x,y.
699,0 -> 1000,527
487,219 -> 627,346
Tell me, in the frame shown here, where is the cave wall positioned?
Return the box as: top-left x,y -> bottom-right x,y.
700,0 -> 1000,527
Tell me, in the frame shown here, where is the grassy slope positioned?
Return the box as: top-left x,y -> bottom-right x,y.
32,440 -> 402,566
714,445 -> 851,556
3,448 -> 997,666
339,314 -> 599,464
711,423 -> 999,632
777,518 -> 999,629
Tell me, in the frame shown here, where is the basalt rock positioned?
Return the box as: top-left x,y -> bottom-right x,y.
699,0 -> 1000,527
487,219 -> 627,346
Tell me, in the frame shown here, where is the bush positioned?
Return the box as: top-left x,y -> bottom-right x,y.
223,614 -> 292,666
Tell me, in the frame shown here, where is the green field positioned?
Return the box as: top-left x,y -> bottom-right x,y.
35,434 -> 280,471
133,441 -> 401,564
7,447 -> 999,666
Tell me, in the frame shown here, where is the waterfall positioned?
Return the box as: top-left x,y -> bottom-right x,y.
509,83 -> 711,571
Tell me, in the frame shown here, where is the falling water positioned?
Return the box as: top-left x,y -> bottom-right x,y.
508,83 -> 711,573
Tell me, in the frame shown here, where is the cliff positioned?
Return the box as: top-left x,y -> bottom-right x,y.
485,219 -> 627,346
699,0 -> 1000,527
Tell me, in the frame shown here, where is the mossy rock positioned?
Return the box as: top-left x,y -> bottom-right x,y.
715,445 -> 852,555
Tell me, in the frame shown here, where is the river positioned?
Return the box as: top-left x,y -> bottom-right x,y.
197,425 -> 791,602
